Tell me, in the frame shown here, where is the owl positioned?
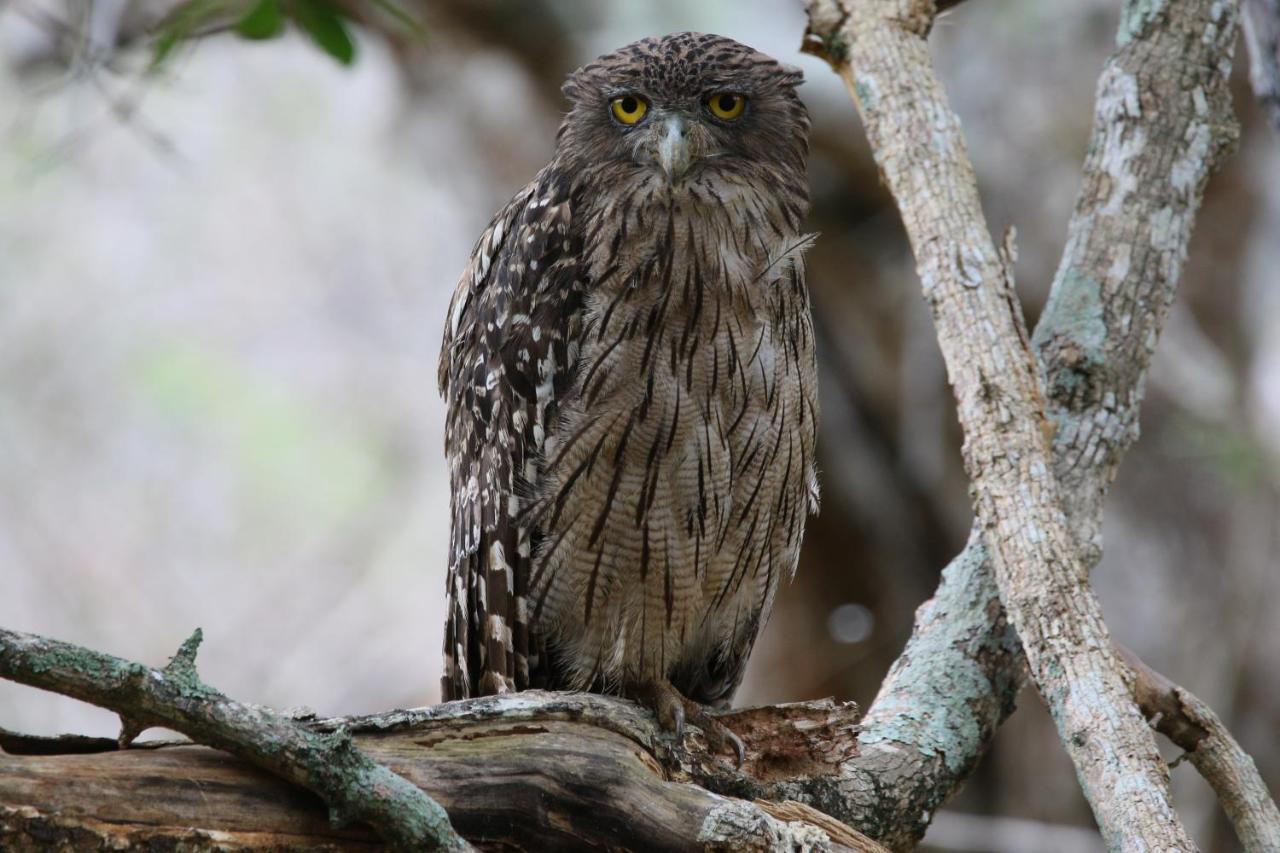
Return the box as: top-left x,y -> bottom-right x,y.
439,32 -> 818,758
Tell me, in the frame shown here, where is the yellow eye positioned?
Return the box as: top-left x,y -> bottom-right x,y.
707,92 -> 746,120
610,94 -> 648,125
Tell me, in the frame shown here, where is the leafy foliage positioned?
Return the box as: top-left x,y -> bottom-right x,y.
150,0 -> 423,68
290,0 -> 356,65
234,0 -> 287,40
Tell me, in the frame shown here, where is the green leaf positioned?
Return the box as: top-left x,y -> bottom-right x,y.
290,0 -> 356,65
235,0 -> 285,39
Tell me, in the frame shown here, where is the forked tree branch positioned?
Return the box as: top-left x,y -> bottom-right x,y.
799,0 -> 1256,849
802,0 -> 1188,844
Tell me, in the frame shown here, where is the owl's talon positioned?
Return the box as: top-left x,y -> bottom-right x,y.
682,698 -> 745,768
630,677 -> 686,741
627,677 -> 745,766
669,699 -> 686,742
725,727 -> 746,768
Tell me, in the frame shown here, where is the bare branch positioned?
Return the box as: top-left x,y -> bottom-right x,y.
799,0 -> 1246,848
0,626 -> 894,850
0,626 -> 472,852
0,729 -> 121,756
1119,646 -> 1280,852
0,674 -> 891,850
786,2 -> 1247,846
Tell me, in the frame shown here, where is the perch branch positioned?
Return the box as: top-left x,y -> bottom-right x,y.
0,626 -> 472,852
0,627 -> 888,851
1119,645 -> 1280,852
799,0 -> 1244,848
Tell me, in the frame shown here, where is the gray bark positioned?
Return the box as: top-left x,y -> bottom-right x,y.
1123,646 -> 1280,852
796,0 -> 1250,848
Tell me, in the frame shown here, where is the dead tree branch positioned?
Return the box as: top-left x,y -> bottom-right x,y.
799,0 -> 1251,849
0,626 -> 472,852
0,626 -> 890,851
1120,646 -> 1280,852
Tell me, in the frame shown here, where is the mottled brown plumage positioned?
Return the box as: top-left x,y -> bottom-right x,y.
439,33 -> 818,729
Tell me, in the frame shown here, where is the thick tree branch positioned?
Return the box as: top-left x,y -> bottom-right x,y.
1119,646 -> 1280,853
0,626 -> 892,850
799,0 -> 1246,849
0,627 -> 471,852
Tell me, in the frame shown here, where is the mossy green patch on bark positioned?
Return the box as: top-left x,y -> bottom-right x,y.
1,625 -> 471,850
1035,268 -> 1110,404
858,544 -> 1011,776
23,645 -> 147,684
1037,269 -> 1107,357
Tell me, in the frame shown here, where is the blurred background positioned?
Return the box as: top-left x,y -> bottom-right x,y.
0,1 -> 1276,850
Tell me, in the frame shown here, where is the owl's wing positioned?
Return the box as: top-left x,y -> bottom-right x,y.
439,167 -> 580,700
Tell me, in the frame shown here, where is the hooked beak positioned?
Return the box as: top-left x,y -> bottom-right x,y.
656,113 -> 692,184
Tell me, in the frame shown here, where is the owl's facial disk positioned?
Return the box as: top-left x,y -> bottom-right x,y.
561,33 -> 808,189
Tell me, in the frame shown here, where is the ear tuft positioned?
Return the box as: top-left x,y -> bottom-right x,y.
562,62 -> 598,102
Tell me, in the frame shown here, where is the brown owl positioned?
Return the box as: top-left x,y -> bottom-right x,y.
439,32 -> 818,759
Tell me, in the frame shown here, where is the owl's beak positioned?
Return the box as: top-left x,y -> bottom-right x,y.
656,113 -> 692,184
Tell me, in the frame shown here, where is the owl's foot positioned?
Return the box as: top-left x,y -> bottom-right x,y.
683,698 -> 746,768
628,676 -> 745,768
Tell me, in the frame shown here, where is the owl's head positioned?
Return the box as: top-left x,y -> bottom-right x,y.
559,32 -> 808,187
